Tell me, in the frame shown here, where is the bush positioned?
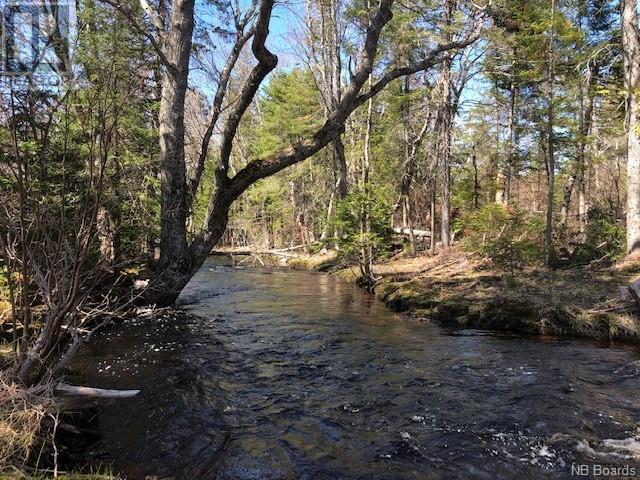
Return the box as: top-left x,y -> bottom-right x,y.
330,184 -> 392,262
568,208 -> 626,263
457,204 -> 544,273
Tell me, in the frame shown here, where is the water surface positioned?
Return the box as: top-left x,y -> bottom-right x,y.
71,259 -> 640,479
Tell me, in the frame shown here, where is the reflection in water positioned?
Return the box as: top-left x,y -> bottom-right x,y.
70,259 -> 640,479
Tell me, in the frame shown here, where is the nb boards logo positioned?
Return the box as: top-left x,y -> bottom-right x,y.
1,0 -> 74,80
571,464 -> 637,477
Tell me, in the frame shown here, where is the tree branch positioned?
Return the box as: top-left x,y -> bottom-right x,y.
225,0 -> 486,202
190,25 -> 255,197
356,34 -> 483,107
139,0 -> 164,34
215,0 -> 278,188
191,0 -> 486,261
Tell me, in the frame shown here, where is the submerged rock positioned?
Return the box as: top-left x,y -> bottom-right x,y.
215,438 -> 297,480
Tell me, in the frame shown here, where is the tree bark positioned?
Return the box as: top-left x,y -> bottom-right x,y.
439,0 -> 456,249
360,73 -> 374,288
430,182 -> 436,255
496,52 -> 517,205
559,172 -> 576,229
334,137 -> 348,198
544,0 -> 556,266
158,0 -> 195,269
471,147 -> 479,208
622,0 -> 640,255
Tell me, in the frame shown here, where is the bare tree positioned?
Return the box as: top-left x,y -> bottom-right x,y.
622,0 -> 640,255
306,0 -> 349,200
544,0 -> 557,266
1,80 -> 138,383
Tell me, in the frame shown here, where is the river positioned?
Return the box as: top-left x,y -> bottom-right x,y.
69,258 -> 640,479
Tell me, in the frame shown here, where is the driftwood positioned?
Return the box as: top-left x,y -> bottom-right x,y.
212,247 -> 303,258
55,383 -> 140,398
392,227 -> 431,238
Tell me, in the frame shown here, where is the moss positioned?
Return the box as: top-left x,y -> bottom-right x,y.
374,269 -> 640,343
376,282 -> 438,312
453,315 -> 471,326
335,268 -> 361,283
432,299 -> 470,320
408,308 -> 436,318
373,281 -> 402,302
285,258 -> 310,270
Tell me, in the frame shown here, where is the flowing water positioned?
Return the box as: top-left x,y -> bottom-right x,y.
70,258 -> 640,479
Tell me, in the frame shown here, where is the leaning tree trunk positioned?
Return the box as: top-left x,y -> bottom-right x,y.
148,189 -> 234,306
622,0 -> 640,255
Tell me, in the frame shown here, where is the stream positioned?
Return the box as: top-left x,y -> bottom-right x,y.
69,258 -> 640,479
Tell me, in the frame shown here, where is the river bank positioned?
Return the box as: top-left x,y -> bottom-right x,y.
278,248 -> 640,343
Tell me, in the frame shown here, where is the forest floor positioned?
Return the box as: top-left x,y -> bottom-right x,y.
286,248 -> 640,343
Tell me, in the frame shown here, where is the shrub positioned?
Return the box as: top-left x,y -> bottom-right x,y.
569,208 -> 626,263
457,204 -> 544,273
330,184 -> 392,262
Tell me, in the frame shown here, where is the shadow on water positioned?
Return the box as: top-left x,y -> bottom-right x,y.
68,258 -> 640,479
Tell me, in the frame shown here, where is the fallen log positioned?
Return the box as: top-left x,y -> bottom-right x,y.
210,249 -> 254,255
392,227 -> 431,238
55,383 -> 140,398
211,248 -> 302,258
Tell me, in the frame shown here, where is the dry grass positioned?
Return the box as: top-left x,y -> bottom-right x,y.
0,370 -> 56,475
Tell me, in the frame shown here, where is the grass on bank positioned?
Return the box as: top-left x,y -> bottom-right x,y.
380,251 -> 640,341
0,370 -> 118,479
0,371 -> 55,474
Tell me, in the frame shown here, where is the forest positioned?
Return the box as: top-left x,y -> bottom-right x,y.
1,0 -> 640,477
